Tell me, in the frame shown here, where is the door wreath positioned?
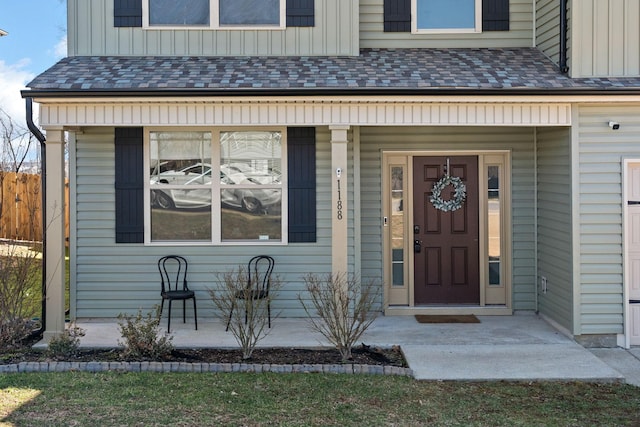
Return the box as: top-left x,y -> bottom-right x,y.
429,174 -> 467,212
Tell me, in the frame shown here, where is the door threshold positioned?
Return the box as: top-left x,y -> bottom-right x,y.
384,306 -> 512,316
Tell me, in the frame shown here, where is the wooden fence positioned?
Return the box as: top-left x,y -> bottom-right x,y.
0,172 -> 69,243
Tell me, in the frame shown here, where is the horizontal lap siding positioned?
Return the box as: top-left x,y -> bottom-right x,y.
536,127 -> 573,331
360,0 -> 534,48
69,0 -> 358,56
536,0 -> 560,65
577,105 -> 640,334
359,126 -> 536,310
73,127 -> 335,319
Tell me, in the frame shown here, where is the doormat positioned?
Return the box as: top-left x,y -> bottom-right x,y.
415,314 -> 480,324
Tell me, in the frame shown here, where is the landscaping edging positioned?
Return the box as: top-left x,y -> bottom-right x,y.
0,361 -> 413,376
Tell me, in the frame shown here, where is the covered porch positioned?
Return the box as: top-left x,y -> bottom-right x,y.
62,313 -> 632,382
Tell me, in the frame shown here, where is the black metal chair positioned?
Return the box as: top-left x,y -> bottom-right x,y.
226,255 -> 275,331
158,255 -> 198,333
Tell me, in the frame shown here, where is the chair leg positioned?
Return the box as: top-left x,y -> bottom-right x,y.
167,299 -> 172,333
193,297 -> 198,330
183,299 -> 187,324
268,300 -> 271,328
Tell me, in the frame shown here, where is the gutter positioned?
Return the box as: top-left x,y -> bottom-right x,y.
25,97 -> 46,339
559,0 -> 569,74
20,86 -> 640,99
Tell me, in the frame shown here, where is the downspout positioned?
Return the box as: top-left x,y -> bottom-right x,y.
25,97 -> 46,338
559,0 -> 569,74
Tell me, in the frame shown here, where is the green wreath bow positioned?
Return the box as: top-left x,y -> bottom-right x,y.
430,174 -> 467,212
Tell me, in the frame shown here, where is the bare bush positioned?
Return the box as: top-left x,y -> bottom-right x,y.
299,273 -> 379,362
208,266 -> 280,360
47,322 -> 85,359
0,242 -> 42,351
117,308 -> 173,359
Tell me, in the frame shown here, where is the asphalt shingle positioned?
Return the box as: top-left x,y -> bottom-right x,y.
26,48 -> 640,92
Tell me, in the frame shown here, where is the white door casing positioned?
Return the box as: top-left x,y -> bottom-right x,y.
625,160 -> 640,346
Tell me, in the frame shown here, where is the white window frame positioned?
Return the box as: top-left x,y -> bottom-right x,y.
144,127 -> 288,246
142,0 -> 286,30
411,0 -> 481,34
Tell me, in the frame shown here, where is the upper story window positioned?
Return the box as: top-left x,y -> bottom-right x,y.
145,0 -> 285,29
412,0 -> 481,33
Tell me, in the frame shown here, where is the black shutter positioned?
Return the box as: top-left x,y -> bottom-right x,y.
384,0 -> 411,32
115,128 -> 144,243
288,127 -> 316,243
114,0 -> 142,27
483,0 -> 510,31
287,0 -> 315,27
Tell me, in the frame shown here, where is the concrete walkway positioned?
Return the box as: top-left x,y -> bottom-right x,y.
71,312 -> 639,385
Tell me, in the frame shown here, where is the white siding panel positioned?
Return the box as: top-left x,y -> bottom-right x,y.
39,102 -> 572,128
360,0 -> 534,49
577,105 -> 640,335
68,0 -> 359,57
571,0 -> 640,77
536,0 -> 560,64
537,127 -> 573,331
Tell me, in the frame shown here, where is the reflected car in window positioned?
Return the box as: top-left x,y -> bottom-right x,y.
150,163 -> 281,213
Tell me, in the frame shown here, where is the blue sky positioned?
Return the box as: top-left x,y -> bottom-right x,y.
0,0 -> 67,125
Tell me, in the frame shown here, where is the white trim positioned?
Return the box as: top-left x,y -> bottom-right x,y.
38,101 -> 573,128
382,150 -> 512,312
143,0 -> 286,30
411,0 -> 481,34
143,126 -> 287,246
570,106 -> 581,335
622,158 -> 640,349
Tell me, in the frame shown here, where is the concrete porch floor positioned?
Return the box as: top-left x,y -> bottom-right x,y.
69,312 -> 640,384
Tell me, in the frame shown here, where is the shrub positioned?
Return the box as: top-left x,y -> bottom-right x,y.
117,308 -> 173,360
299,273 -> 379,362
208,266 -> 280,360
46,322 -> 85,359
0,241 -> 42,351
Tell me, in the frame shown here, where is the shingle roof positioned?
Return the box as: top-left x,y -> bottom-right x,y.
25,48 -> 640,94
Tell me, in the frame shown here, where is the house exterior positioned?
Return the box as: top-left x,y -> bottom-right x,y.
22,0 -> 640,348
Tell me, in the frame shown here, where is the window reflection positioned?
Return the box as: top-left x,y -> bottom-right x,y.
488,165 -> 501,285
391,166 -> 404,286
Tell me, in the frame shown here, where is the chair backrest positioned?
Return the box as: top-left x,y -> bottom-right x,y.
158,255 -> 188,293
248,255 -> 275,293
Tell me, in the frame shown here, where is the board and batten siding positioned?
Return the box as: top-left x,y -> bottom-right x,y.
358,126 -> 537,310
71,127 -> 340,319
535,0 -> 561,65
536,127 -> 573,331
570,0 -> 640,77
68,0 -> 359,57
576,105 -> 640,335
359,0 -> 534,49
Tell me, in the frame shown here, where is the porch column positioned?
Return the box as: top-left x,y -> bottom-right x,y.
43,127 -> 66,342
330,125 -> 349,276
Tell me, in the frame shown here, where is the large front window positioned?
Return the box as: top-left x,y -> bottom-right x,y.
148,130 -> 284,244
413,0 -> 481,33
146,0 -> 284,28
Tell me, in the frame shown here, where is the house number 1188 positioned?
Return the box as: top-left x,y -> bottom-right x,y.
337,179 -> 343,220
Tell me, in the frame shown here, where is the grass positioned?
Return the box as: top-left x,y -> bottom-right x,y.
1,373 -> 639,426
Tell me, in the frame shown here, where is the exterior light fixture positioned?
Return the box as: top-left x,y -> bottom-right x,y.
608,121 -> 620,130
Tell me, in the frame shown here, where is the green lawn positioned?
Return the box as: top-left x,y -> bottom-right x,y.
1,373 -> 639,426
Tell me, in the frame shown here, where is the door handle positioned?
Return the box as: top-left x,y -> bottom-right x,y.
414,239 -> 422,253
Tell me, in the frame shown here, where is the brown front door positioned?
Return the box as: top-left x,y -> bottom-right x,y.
413,156 -> 479,304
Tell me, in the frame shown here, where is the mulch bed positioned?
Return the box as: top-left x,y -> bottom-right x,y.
1,344 -> 407,367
